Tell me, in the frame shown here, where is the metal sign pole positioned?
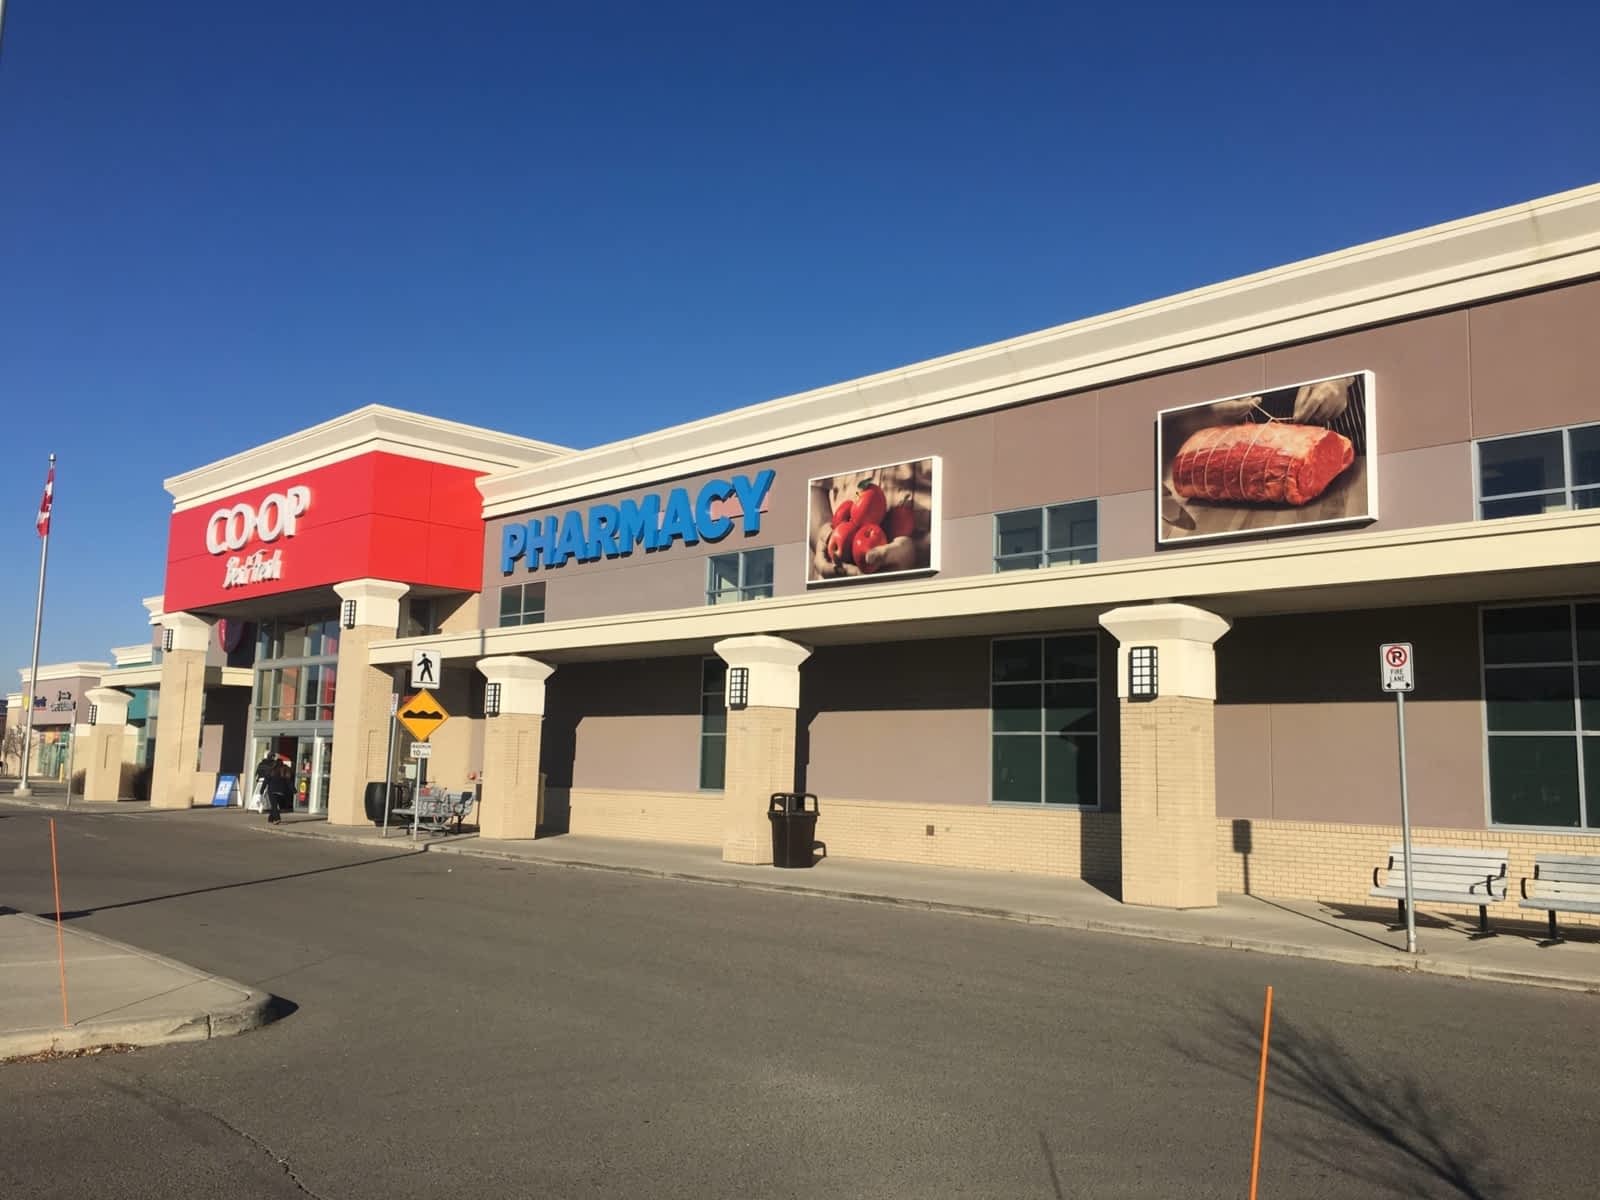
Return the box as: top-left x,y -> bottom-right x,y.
1396,690 -> 1418,955
380,680 -> 398,838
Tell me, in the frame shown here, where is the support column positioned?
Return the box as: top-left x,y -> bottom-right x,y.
83,688 -> 133,803
1099,604 -> 1230,909
328,579 -> 409,826
150,613 -> 212,809
475,656 -> 555,840
714,635 -> 811,865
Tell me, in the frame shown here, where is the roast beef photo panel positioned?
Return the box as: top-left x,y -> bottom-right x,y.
1155,370 -> 1375,545
806,456 -> 939,583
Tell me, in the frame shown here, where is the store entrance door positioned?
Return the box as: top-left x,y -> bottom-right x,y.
252,729 -> 333,813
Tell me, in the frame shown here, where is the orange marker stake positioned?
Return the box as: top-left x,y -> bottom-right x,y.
1248,985 -> 1274,1200
50,819 -> 70,1029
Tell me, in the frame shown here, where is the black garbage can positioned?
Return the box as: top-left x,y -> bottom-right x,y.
363,781 -> 408,826
769,793 -> 819,868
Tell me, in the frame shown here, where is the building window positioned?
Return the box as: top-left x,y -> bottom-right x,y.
498,583 -> 547,628
707,548 -> 774,605
994,501 -> 1097,572
1482,602 -> 1600,829
699,658 -> 727,789
1476,423 -> 1600,519
991,634 -> 1099,807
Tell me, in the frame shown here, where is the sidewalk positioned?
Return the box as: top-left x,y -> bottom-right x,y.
256,821 -> 1600,995
0,909 -> 276,1060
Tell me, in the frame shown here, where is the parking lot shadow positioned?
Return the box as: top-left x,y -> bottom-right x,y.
1170,999 -> 1505,1198
44,852 -> 422,922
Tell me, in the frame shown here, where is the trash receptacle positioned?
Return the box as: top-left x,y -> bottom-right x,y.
769,792 -> 819,868
363,781 -> 408,826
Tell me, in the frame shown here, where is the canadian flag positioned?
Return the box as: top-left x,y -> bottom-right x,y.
36,464 -> 54,538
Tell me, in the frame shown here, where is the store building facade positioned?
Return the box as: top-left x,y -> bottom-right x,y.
85,184 -> 1600,915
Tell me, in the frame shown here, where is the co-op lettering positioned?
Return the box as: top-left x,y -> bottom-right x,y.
501,471 -> 775,573
205,486 -> 312,554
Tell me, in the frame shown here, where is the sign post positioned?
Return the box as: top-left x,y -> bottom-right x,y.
1380,642 -> 1417,954
395,689 -> 450,840
381,679 -> 400,838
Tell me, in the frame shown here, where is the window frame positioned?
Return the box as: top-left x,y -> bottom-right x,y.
498,582 -> 547,628
988,631 -> 1102,811
1473,421 -> 1600,520
993,500 -> 1098,573
705,547 -> 775,606
1479,599 -> 1600,833
698,657 -> 727,791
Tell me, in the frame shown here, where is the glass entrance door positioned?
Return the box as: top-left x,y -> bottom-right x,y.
308,734 -> 332,815
250,730 -> 333,812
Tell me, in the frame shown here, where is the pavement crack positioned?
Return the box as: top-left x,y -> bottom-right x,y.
101,1072 -> 328,1199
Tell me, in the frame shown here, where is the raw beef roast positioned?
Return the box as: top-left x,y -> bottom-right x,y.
1170,422 -> 1354,506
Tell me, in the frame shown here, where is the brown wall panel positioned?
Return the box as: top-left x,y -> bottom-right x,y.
1469,278 -> 1600,438
543,657 -> 703,794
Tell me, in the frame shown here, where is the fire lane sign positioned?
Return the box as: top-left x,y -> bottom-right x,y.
1380,643 -> 1414,692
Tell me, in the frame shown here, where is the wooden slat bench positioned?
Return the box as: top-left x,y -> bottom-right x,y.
1369,845 -> 1508,933
1519,853 -> 1600,940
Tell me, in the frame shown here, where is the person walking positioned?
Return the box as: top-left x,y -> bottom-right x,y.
264,761 -> 293,825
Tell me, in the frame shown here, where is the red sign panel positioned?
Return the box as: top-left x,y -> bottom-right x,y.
163,452 -> 486,612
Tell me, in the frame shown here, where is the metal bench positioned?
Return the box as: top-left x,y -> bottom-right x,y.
1519,853 -> 1600,940
1369,845 -> 1508,933
390,786 -> 476,835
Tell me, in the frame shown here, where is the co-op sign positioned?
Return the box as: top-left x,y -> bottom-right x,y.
501,471 -> 775,573
205,486 -> 311,589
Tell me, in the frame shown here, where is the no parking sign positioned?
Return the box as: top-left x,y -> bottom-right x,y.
1380,643 -> 1414,692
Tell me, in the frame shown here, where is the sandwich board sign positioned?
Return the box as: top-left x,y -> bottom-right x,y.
1380,643 -> 1414,692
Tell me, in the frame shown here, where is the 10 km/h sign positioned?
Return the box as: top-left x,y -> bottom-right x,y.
1380,643 -> 1415,692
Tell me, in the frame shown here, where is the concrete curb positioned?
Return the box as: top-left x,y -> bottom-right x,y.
1,914 -> 280,1062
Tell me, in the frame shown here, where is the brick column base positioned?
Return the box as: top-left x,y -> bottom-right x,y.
1118,696 -> 1218,908
721,705 -> 797,865
479,714 -> 544,839
150,643 -> 207,810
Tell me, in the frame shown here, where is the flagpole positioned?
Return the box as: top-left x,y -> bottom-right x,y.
15,454 -> 54,799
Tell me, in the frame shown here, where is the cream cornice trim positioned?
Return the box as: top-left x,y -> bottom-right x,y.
99,665 -> 162,689
481,184 -> 1600,517
368,510 -> 1600,664
17,662 -> 110,685
166,405 -> 573,512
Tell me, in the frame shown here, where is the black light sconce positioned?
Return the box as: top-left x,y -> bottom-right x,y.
162,628 -> 174,652
87,703 -> 99,726
341,599 -> 358,629
484,682 -> 502,718
726,666 -> 750,710
1128,645 -> 1159,702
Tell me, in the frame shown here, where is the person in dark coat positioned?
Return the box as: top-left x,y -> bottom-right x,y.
264,762 -> 293,825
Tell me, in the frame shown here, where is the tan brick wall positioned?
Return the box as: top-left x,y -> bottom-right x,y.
328,625 -> 401,826
1217,817 -> 1600,928
1120,696 -> 1216,908
480,713 -> 542,839
566,788 -> 724,845
816,798 -> 1120,879
150,648 -> 206,809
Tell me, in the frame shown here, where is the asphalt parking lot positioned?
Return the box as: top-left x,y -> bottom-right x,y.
2,805 -> 1596,1199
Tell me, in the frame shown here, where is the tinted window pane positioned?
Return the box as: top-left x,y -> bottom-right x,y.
743,549 -> 774,590
1581,666 -> 1600,732
499,587 -> 520,624
1485,666 -> 1575,731
1488,736 -> 1580,827
1046,547 -> 1096,566
1045,734 -> 1097,806
700,693 -> 726,735
993,639 -> 1042,682
1579,604 -> 1600,662
701,658 -> 726,691
1575,486 -> 1600,511
1478,431 -> 1565,497
1570,424 -> 1600,486
992,683 -> 1042,732
699,735 -> 726,790
1045,683 -> 1097,734
1482,605 -> 1572,664
1586,738 -> 1600,828
995,555 -> 1040,572
1044,635 -> 1097,680
522,583 -> 546,617
992,737 -> 1041,804
1047,501 -> 1097,551
1480,494 -> 1566,520
996,510 -> 1043,557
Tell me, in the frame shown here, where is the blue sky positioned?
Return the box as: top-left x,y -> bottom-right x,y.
2,1 -> 1598,681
